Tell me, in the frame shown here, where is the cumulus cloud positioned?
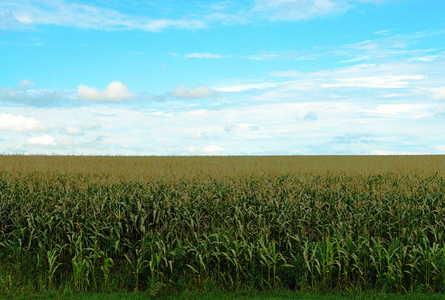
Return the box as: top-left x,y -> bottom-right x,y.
77,81 -> 134,102
26,135 -> 57,147
65,126 -> 84,136
57,124 -> 84,135
170,85 -> 215,99
202,144 -> 227,155
0,113 -> 46,132
184,52 -> 223,59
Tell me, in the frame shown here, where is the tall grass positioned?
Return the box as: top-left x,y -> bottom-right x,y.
1,155 -> 445,295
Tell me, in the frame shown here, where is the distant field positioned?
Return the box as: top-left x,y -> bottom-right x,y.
1,155 -> 445,179
1,155 -> 445,296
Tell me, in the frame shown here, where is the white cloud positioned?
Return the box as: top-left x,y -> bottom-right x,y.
409,55 -> 438,62
212,82 -> 281,92
322,75 -> 425,89
56,137 -> 85,149
27,135 -> 57,147
251,0 -> 345,21
17,79 -> 34,88
0,113 -> 46,132
254,62 -> 434,95
183,145 -> 196,153
189,133 -> 204,139
65,126 -> 84,136
78,121 -> 101,129
433,87 -> 445,100
141,19 -> 206,32
363,104 -> 431,117
202,144 -> 227,155
414,105 -> 445,119
434,145 -> 445,152
270,70 -> 302,77
184,52 -> 223,59
247,54 -> 279,60
170,85 -> 215,99
374,29 -> 395,36
367,150 -> 421,155
335,31 -> 444,64
77,81 -> 134,102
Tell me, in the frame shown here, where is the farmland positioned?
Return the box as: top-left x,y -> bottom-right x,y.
1,155 -> 445,297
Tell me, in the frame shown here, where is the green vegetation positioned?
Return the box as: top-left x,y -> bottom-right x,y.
1,155 -> 445,297
4,289 -> 445,300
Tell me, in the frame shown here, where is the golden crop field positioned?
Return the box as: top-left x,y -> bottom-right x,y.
1,155 -> 445,180
1,155 -> 445,295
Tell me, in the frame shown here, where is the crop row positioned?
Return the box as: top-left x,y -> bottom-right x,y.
1,171 -> 445,294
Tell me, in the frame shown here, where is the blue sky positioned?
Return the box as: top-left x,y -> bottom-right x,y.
1,0 -> 445,155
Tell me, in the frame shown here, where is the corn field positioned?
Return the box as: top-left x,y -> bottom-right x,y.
1,155 -> 445,294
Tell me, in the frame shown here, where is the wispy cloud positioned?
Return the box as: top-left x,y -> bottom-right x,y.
184,52 -> 224,59
17,79 -> 34,88
0,0 -> 398,32
336,31 -> 445,63
363,104 -> 432,118
322,75 -> 425,89
246,54 -> 279,60
78,121 -> 101,130
251,0 -> 344,21
170,85 -> 215,99
270,70 -> 302,77
0,0 -> 206,32
212,82 -> 281,92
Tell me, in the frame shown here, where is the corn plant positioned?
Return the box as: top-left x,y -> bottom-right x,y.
0,155 -> 445,294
